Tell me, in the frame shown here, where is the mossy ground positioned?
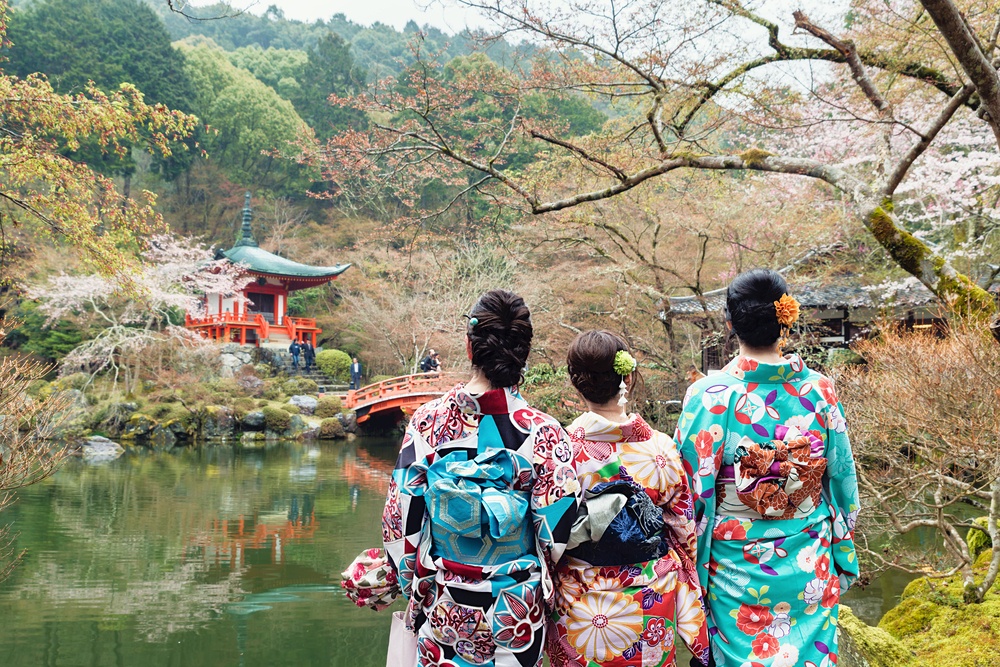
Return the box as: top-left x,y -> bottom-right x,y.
878,551 -> 1000,667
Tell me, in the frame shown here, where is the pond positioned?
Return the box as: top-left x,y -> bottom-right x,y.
0,439 -> 906,667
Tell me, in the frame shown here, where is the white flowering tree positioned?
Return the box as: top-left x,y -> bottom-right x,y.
30,235 -> 252,392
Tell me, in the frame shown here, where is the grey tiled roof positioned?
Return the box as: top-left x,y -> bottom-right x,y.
667,280 -> 938,315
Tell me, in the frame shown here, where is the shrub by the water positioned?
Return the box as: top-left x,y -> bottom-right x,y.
261,406 -> 291,432
315,396 -> 342,418
315,349 -> 351,381
319,418 -> 346,438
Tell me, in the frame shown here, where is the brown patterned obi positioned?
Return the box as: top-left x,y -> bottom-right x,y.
718,426 -> 827,521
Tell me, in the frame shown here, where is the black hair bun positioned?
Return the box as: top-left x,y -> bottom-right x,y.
467,290 -> 533,388
725,269 -> 789,349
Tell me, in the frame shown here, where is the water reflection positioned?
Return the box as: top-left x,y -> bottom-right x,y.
0,438 -> 402,667
0,438 -> 910,666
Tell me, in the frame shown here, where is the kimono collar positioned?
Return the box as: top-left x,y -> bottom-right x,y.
572,411 -> 654,443
445,384 -> 529,416
723,353 -> 810,384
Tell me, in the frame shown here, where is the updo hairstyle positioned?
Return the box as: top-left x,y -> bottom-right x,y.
567,330 -> 634,405
725,269 -> 789,349
467,289 -> 533,388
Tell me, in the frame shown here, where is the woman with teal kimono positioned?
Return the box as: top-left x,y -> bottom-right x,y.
674,270 -> 860,667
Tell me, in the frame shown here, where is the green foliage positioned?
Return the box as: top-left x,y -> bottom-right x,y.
523,363 -> 568,387
227,45 -> 307,99
291,32 -> 367,140
315,349 -> 351,381
261,405 -> 291,432
178,41 -> 310,193
286,286 -> 327,317
6,0 -> 196,178
281,377 -> 318,395
314,396 -> 342,419
6,300 -> 85,362
318,417 -> 345,439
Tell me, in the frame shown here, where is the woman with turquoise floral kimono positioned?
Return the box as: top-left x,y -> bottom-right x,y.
381,289 -> 583,667
674,270 -> 860,667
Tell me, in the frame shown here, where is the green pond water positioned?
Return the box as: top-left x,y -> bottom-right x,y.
0,438 -> 910,667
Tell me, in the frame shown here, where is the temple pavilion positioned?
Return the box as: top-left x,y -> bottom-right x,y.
184,193 -> 350,347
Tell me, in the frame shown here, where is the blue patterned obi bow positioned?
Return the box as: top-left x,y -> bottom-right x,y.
426,449 -> 529,541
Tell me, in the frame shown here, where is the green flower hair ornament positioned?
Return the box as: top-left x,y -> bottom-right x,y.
613,350 -> 637,376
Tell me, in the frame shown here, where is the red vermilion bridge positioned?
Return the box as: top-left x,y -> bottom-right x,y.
343,373 -> 459,424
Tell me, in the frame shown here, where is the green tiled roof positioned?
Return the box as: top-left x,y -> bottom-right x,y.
223,245 -> 350,279
221,191 -> 350,279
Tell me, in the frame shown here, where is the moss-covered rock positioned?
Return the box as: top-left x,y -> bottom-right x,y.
201,405 -> 235,441
261,406 -> 291,432
122,413 -> 156,440
967,517 -> 993,560
878,556 -> 1000,667
839,605 -> 915,667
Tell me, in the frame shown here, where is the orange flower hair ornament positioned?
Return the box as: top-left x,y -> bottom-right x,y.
774,294 -> 800,352
774,294 -> 800,327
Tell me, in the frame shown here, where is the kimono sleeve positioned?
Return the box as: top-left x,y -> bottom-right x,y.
382,420 -> 433,601
674,382 -> 726,596
658,432 -> 711,664
529,422 -> 582,606
823,398 -> 860,591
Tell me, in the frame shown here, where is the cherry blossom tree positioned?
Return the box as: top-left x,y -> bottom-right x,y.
29,235 -> 251,391
308,0 -> 1000,315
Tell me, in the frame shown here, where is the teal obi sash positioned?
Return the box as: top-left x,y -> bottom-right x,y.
425,449 -> 534,566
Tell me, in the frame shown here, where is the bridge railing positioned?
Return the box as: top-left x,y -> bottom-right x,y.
344,372 -> 459,409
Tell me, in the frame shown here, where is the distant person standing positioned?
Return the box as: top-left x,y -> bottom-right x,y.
302,341 -> 316,372
289,340 -> 301,371
349,357 -> 363,389
419,349 -> 441,374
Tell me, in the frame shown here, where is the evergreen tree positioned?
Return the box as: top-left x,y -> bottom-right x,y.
293,32 -> 367,140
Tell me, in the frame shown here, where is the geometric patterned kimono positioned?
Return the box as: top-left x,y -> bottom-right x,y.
546,412 -> 710,667
674,355 -> 860,667
382,385 -> 582,667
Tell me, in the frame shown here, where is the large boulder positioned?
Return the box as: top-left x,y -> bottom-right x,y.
838,605 -> 914,667
122,413 -> 156,439
241,410 -> 266,431
201,405 -> 235,441
218,343 -> 254,378
147,424 -> 177,450
336,411 -> 358,434
78,436 -> 125,462
288,395 -> 318,415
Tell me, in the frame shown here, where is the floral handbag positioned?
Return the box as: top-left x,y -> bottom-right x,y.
340,548 -> 414,666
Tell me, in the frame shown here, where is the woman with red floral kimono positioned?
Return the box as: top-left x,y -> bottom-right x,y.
674,270 -> 860,667
546,331 -> 710,667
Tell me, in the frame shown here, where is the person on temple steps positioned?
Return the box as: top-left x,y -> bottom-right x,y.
289,340 -> 301,371
349,357 -> 363,390
302,341 -> 315,372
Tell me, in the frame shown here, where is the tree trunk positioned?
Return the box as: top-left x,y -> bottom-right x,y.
918,0 -> 1000,148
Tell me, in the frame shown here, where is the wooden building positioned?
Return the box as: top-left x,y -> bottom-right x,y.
185,193 -> 350,347
669,280 -> 947,372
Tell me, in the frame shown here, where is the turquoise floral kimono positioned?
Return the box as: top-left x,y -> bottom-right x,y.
674,355 -> 859,667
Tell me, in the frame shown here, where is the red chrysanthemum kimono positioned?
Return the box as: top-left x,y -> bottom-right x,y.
546,412 -> 710,667
674,355 -> 860,667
